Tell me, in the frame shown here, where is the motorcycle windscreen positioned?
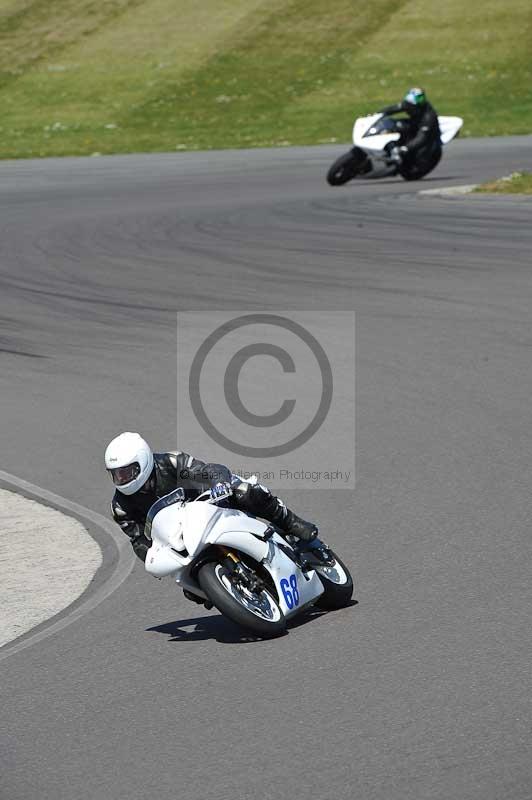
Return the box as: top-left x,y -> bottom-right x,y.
144,488 -> 185,539
353,115 -> 400,150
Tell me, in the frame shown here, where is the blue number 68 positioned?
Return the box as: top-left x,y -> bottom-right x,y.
280,574 -> 300,609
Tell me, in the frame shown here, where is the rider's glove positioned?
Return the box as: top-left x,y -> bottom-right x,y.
124,522 -> 142,540
210,481 -> 233,501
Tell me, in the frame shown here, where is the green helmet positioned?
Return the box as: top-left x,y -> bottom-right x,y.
404,87 -> 427,108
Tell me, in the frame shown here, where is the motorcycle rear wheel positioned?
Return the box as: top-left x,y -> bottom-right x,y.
198,561 -> 287,638
399,147 -> 442,181
313,550 -> 354,610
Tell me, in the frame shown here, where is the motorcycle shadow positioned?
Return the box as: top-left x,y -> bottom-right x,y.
147,613 -> 265,644
147,603 -> 356,645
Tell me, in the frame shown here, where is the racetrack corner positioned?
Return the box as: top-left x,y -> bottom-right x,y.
0,488 -> 102,648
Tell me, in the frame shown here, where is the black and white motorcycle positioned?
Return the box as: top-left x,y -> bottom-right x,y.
144,487 -> 353,638
326,111 -> 463,185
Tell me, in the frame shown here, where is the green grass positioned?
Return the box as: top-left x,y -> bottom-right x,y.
475,172 -> 532,194
0,0 -> 531,158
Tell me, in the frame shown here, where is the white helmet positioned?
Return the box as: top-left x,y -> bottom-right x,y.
104,432 -> 154,495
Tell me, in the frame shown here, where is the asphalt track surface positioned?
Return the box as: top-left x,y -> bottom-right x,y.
2,137 -> 532,800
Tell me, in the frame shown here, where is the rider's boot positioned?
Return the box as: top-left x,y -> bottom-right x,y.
280,509 -> 318,543
183,589 -> 213,610
267,501 -> 318,543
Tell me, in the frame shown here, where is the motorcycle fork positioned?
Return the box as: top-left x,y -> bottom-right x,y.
217,545 -> 245,579
217,546 -> 264,592
218,545 -> 239,565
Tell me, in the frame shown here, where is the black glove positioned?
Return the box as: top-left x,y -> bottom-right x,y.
131,535 -> 150,563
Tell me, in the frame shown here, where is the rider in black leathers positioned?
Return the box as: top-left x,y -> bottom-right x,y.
105,434 -> 318,564
380,87 -> 441,170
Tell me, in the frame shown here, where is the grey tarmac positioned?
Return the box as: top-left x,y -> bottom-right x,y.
1,136 -> 532,800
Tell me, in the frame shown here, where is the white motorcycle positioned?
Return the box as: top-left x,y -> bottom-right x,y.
326,111 -> 463,185
144,487 -> 353,638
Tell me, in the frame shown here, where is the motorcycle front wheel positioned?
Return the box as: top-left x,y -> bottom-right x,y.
198,561 -> 287,638
326,149 -> 369,186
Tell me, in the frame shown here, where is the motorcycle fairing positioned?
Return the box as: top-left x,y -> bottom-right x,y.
261,532 -> 324,616
145,502 -> 324,618
353,113 -> 400,153
353,112 -> 463,153
437,115 -> 463,144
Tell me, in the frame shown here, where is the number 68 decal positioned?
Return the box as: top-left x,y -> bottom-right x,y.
280,574 -> 300,609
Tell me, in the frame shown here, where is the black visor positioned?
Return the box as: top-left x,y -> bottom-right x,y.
108,462 -> 141,486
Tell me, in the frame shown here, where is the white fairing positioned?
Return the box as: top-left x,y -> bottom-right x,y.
261,531 -> 324,616
352,113 -> 463,155
437,115 -> 463,144
353,113 -> 400,152
145,498 -> 324,619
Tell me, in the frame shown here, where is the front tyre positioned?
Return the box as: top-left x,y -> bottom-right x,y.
198,561 -> 287,638
327,150 -> 363,186
314,550 -> 354,610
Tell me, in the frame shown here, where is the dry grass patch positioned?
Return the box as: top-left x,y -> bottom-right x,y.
475,172 -> 532,194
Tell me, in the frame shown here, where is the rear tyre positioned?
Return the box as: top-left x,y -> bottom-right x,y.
313,550 -> 354,610
198,561 -> 287,638
326,149 -> 369,186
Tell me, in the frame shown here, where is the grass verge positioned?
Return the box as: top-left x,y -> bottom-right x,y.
474,172 -> 532,194
0,0 -> 531,158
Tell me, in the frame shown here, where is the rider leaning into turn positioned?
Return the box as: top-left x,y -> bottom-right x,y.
380,87 -> 441,168
105,432 -> 318,563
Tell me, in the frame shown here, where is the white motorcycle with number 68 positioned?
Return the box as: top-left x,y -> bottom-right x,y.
144,487 -> 354,638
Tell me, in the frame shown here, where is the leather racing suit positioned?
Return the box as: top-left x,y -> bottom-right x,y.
380,99 -> 441,166
111,451 -> 317,562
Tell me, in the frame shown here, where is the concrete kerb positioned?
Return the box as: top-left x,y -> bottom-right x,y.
419,184 -> 532,200
419,184 -> 478,197
0,469 -> 134,662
